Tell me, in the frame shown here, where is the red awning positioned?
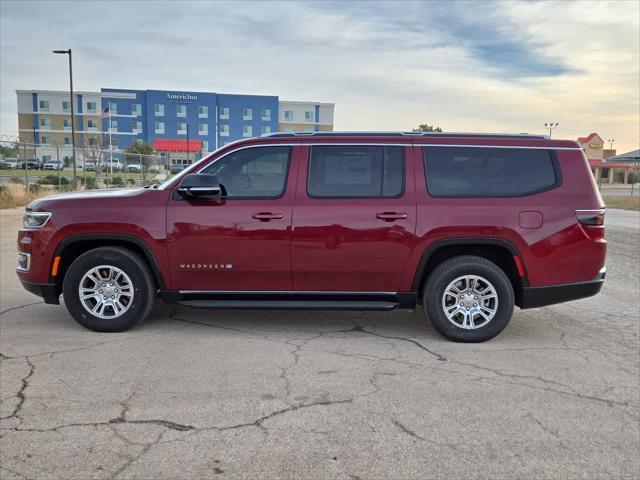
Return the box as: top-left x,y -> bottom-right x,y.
154,139 -> 202,152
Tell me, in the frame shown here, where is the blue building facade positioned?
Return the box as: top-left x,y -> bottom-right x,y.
100,88 -> 279,158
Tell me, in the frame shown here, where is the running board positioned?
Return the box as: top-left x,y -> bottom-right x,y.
160,290 -> 417,310
178,300 -> 399,310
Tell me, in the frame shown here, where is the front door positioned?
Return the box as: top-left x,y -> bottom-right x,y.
166,145 -> 298,291
291,144 -> 417,292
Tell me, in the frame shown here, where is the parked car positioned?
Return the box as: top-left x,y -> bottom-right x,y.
43,160 -> 64,171
104,159 -> 123,172
17,158 -> 42,170
126,164 -> 141,173
0,158 -> 18,169
16,132 -> 606,341
170,163 -> 189,174
83,162 -> 96,171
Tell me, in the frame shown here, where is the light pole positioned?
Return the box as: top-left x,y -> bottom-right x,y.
544,122 -> 559,139
607,139 -> 615,151
53,49 -> 77,186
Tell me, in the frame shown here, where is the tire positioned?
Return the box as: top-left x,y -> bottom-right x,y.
62,246 -> 156,332
423,255 -> 514,342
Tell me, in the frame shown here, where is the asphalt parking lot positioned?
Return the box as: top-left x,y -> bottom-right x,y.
1,207 -> 638,479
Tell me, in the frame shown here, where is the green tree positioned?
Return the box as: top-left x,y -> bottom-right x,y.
412,124 -> 443,133
0,141 -> 20,158
125,141 -> 155,180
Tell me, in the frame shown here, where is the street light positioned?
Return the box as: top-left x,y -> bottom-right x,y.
607,139 -> 615,150
52,49 -> 77,185
544,122 -> 559,139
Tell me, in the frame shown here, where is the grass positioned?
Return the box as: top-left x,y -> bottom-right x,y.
603,195 -> 640,211
0,183 -> 55,209
0,168 -> 154,181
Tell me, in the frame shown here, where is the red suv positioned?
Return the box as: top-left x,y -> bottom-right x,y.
16,132 -> 606,342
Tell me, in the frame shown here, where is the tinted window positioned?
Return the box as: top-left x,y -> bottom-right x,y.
202,146 -> 291,198
423,147 -> 558,197
308,145 -> 404,198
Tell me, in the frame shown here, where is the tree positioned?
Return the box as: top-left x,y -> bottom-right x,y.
412,124 -> 443,133
126,141 -> 155,180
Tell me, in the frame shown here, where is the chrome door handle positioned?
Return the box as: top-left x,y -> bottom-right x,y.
252,212 -> 284,221
376,212 -> 408,221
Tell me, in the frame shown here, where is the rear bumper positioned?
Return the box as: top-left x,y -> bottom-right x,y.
20,280 -> 59,305
520,267 -> 605,309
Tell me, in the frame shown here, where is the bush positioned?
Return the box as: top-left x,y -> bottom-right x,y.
628,172 -> 639,185
127,178 -> 136,186
110,176 -> 124,186
38,175 -> 70,186
78,176 -> 98,190
8,176 -> 24,185
28,184 -> 42,194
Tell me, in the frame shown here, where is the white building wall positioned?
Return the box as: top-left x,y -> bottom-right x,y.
278,101 -> 335,126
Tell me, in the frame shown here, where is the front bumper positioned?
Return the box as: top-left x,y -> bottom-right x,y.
520,267 -> 606,309
20,280 -> 59,305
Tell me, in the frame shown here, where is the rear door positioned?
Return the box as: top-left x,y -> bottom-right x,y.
291,143 -> 417,292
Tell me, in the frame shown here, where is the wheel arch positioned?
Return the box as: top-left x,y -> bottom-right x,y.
412,238 -> 528,306
51,234 -> 166,293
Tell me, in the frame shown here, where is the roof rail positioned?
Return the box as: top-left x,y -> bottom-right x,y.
261,131 -> 550,140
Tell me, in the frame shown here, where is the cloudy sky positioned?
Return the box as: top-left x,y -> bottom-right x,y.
1,0 -> 638,152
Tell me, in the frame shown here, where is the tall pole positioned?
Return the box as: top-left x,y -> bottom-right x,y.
544,122 -> 559,139
68,50 -> 77,186
186,122 -> 190,167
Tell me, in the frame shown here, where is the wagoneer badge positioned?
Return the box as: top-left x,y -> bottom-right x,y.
179,263 -> 233,270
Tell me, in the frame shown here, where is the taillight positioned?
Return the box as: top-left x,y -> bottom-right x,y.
576,209 -> 605,239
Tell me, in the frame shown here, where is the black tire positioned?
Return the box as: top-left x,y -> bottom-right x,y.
423,255 -> 514,342
62,246 -> 156,332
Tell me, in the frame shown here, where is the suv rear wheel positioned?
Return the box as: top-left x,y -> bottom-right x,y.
423,255 -> 514,342
62,247 -> 156,332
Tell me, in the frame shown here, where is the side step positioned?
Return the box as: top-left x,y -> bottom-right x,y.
178,300 -> 399,311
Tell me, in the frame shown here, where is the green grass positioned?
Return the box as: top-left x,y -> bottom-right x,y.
603,196 -> 640,211
0,168 -> 168,182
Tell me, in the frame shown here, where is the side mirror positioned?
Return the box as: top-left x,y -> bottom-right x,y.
177,174 -> 223,199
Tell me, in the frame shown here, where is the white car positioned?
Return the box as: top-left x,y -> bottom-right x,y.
0,158 -> 18,169
126,164 -> 141,173
43,160 -> 64,170
104,160 -> 123,171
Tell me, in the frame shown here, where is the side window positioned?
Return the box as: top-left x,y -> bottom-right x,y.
202,146 -> 291,198
423,147 -> 559,197
308,145 -> 404,198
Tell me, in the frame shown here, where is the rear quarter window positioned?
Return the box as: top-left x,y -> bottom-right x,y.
423,147 -> 560,197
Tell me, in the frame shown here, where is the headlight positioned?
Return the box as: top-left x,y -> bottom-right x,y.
23,212 -> 52,229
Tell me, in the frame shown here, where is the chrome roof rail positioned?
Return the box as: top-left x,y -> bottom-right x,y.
261,131 -> 550,140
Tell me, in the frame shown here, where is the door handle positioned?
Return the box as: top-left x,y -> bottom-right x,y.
376,212 -> 408,221
252,212 -> 284,221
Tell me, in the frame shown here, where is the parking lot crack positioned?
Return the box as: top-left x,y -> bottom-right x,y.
0,357 -> 34,425
337,326 -> 448,361
0,301 -> 44,317
391,419 -> 426,441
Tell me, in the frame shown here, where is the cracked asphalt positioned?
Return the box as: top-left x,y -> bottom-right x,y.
1,207 -> 639,479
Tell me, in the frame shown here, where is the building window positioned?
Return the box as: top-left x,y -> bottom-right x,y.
40,135 -> 51,145
39,100 -> 49,112
198,105 -> 208,118
88,137 -> 98,146
243,108 -> 252,120
155,104 -> 164,116
39,117 -> 51,129
219,124 -> 229,136
63,118 -> 72,130
62,101 -> 71,112
87,119 -> 98,131
64,136 -> 71,146
42,155 -> 52,162
87,101 -> 97,113
261,108 -> 271,121
243,125 -> 253,137
219,107 -> 229,119
177,122 -> 187,135
155,121 -> 165,134
199,123 -> 208,135
202,140 -> 209,152
177,104 -> 187,118
305,111 -> 314,122
132,103 -> 142,116
261,125 -> 272,135
109,102 -> 118,115
132,120 -> 142,133
284,110 -> 293,121
110,137 -> 118,148
109,119 -> 118,132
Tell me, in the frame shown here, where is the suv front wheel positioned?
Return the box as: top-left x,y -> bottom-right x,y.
423,255 -> 514,342
62,247 -> 156,332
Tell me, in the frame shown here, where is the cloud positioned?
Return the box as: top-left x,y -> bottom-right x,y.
0,0 -> 638,152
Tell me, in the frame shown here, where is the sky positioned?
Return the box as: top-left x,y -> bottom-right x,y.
1,0 -> 638,153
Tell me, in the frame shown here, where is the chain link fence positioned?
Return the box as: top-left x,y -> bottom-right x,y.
0,139 -> 187,193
